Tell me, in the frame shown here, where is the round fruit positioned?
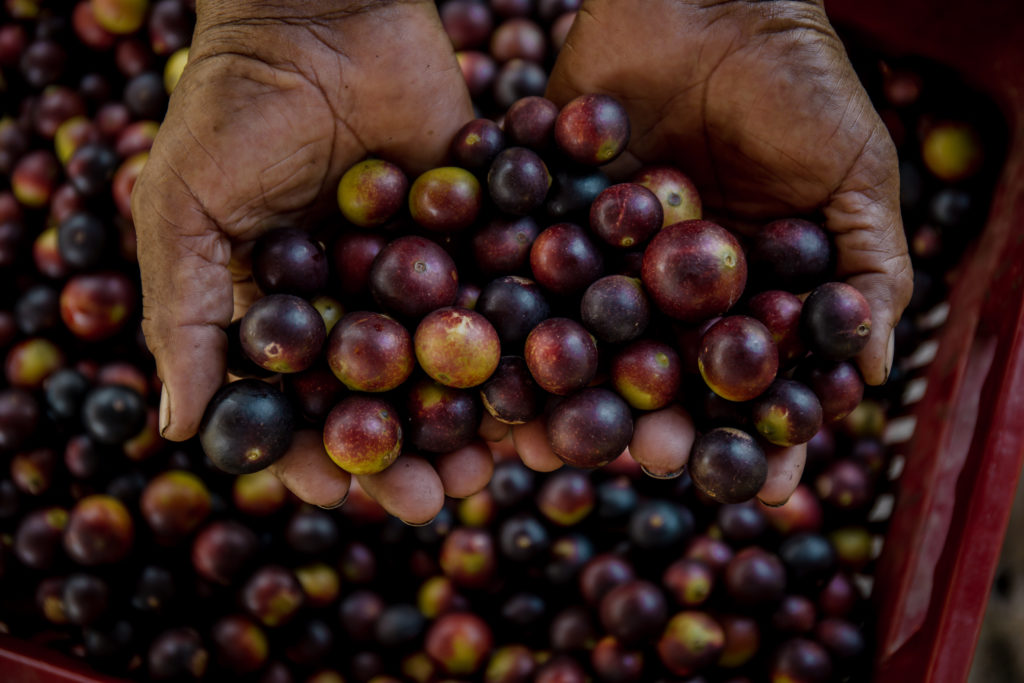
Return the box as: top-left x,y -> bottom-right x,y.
450,118 -> 505,172
414,307 -> 501,388
199,379 -> 295,475
611,339 -> 681,411
800,282 -> 872,361
524,317 -> 598,395
632,165 -> 702,226
326,311 -> 414,392
699,316 -> 778,402
337,159 -> 408,227
590,183 -> 663,248
749,219 -> 832,293
530,222 -> 604,295
480,356 -> 540,425
324,396 -> 402,475
642,220 -> 746,322
240,294 -> 326,373
488,147 -> 550,215
751,379 -> 823,447
580,275 -> 650,344
409,166 -> 481,232
251,228 -> 328,297
554,94 -> 630,165
370,235 -> 458,318
657,611 -> 725,677
688,428 -> 767,504
547,388 -> 633,468
64,494 -> 134,565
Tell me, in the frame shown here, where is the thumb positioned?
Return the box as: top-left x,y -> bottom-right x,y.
825,128 -> 913,386
133,153 -> 234,441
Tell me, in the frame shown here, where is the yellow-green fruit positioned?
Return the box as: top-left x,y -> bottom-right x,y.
164,47 -> 189,93
337,159 -> 408,227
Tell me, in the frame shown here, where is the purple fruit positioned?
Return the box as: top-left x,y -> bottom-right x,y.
337,159 -> 408,227
800,282 -> 872,361
252,228 -> 328,297
503,95 -> 558,149
476,275 -> 550,345
580,275 -> 650,344
590,183 -> 663,249
554,94 -> 630,165
450,118 -> 505,172
751,379 -> 823,447
370,235 -> 458,319
471,215 -> 539,275
524,317 -> 598,395
480,356 -> 541,424
240,294 -> 326,374
688,428 -> 767,504
547,388 -> 633,468
488,147 -> 550,215
409,167 -> 481,232
530,222 -> 604,295
750,219 -> 832,293
199,379 -> 295,474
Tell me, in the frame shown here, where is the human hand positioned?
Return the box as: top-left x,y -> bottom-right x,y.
132,0 -> 478,523
547,0 -> 912,501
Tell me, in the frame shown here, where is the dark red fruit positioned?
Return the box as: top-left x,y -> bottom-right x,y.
772,595 -> 817,633
252,228 -> 328,297
724,547 -> 786,607
211,615 -> 268,674
488,146 -> 550,215
747,290 -> 805,365
699,316 -> 778,402
60,271 -> 136,341
816,618 -> 865,659
491,18 -> 546,63
405,377 -> 481,452
425,612 -> 493,675
14,507 -> 68,570
751,379 -> 823,447
530,222 -> 604,294
140,470 -> 212,540
493,59 -> 547,110
524,317 -> 598,395
580,275 -> 650,344
591,635 -> 644,683
476,275 -> 550,345
657,611 -> 725,676
554,94 -> 630,165
771,638 -> 832,683
538,468 -> 595,526
590,183 -> 663,249
337,159 -> 408,227
800,282 -> 872,361
242,565 -> 304,627
192,520 -> 260,585
450,118 -> 505,172
285,363 -> 346,422
749,219 -> 832,293
611,339 -> 681,411
441,0 -> 494,50
688,428 -> 767,504
632,165 -> 702,226
662,559 -> 715,607
240,294 -> 326,373
63,573 -> 109,626
327,311 -> 414,392
199,379 -> 295,474
548,388 -> 633,468
472,215 -> 539,275
440,528 -> 496,589
324,396 -> 402,475
147,627 -> 208,680
409,167 -> 481,232
370,235 -> 458,319
504,96 -> 558,149
815,459 -> 873,510
800,359 -> 865,422
599,579 -> 668,645
580,554 -> 636,605
64,494 -> 134,565
332,231 -> 387,296
718,614 -> 760,668
481,356 -> 541,424
642,220 -> 746,322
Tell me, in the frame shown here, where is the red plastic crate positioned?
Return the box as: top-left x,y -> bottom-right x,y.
3,2 -> 1024,682
826,0 -> 1024,680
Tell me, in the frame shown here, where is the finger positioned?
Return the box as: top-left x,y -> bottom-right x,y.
511,417 -> 564,473
435,440 -> 495,499
757,443 -> 807,506
133,155 -> 234,442
478,412 -> 510,442
356,454 -> 445,526
628,404 -> 696,478
825,126 -> 913,386
232,279 -> 260,322
269,429 -> 351,509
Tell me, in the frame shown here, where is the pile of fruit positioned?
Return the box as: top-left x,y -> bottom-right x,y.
0,1 -> 1008,682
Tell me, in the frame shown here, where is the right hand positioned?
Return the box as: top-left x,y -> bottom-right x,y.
132,0 -> 476,524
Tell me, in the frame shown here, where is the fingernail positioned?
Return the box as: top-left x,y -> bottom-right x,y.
884,328 -> 896,382
404,515 -> 439,528
318,492 -> 349,510
158,385 -> 171,437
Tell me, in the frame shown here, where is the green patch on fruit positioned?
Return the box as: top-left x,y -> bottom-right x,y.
756,405 -> 790,443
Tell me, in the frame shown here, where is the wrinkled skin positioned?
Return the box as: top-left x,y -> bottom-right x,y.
133,0 -> 911,520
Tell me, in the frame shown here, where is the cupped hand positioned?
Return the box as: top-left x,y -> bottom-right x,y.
547,0 -> 913,502
132,0 -> 476,523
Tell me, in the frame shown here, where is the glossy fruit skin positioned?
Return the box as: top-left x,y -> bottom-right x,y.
590,183 -> 663,249
337,159 -> 408,227
493,59 -> 547,110
538,469 -> 596,526
800,282 -> 872,361
332,231 -> 387,296
140,470 -> 212,540
580,275 -> 650,344
699,316 -> 779,402
476,276 -> 550,346
199,379 -> 295,475
480,355 -> 541,424
64,494 -> 134,565
192,520 -> 260,585
554,94 -> 630,165
488,146 -> 551,215
450,118 -> 505,172
642,220 -> 746,322
405,376 -> 481,452
327,311 -> 414,392
409,166 -> 482,232
472,215 -> 539,276
240,294 -> 326,374
599,579 -> 668,645
285,363 -> 346,422
82,385 -> 147,444
657,611 -> 726,677
58,212 -> 108,270
544,165 -> 611,219
632,165 -> 702,226
369,235 -> 459,319
548,387 -> 634,468
724,547 -> 786,607
530,222 -> 604,295
611,339 -> 682,411
323,396 -> 402,475
60,271 -> 136,341
415,307 -> 501,388
749,218 -> 833,293
524,317 -> 598,395
688,428 -> 767,504
747,290 -> 806,366
252,228 -> 328,297
425,612 -> 494,675
751,379 -> 823,447
504,95 -> 558,149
